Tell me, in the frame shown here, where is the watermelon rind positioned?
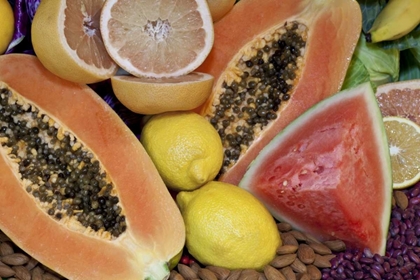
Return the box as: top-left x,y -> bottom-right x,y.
239,82 -> 392,255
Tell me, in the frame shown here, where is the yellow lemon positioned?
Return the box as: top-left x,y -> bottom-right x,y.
0,0 -> 14,54
140,111 -> 223,191
176,181 -> 281,270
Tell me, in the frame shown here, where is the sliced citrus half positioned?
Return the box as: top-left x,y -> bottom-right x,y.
31,0 -> 118,84
376,80 -> 420,125
100,0 -> 214,78
383,116 -> 420,189
111,72 -> 213,115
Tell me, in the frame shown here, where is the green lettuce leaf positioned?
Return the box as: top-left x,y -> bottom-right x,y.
341,56 -> 371,91
354,36 -> 400,86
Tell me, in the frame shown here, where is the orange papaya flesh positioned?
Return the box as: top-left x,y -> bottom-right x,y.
0,54 -> 185,280
196,0 -> 362,185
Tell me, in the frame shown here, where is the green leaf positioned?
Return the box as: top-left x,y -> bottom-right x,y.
381,24 -> 420,51
341,56 -> 372,91
399,49 -> 420,81
354,36 -> 400,86
357,0 -> 387,32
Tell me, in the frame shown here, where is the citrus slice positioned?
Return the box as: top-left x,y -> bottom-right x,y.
31,0 -> 118,84
100,0 -> 214,78
111,72 -> 213,114
383,116 -> 420,189
376,80 -> 420,124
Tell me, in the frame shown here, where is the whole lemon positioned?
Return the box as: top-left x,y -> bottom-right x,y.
140,111 -> 223,191
176,181 -> 281,270
0,0 -> 14,54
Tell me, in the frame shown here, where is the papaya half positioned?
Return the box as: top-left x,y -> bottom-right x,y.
196,0 -> 362,185
0,54 -> 185,280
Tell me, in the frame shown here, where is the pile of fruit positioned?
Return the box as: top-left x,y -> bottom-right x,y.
1,0 -> 420,280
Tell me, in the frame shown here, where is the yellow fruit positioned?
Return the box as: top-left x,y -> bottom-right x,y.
168,249 -> 183,270
0,0 -> 14,54
111,72 -> 214,115
140,112 -> 223,191
176,181 -> 281,270
383,116 -> 420,189
207,0 -> 236,22
31,0 -> 118,84
100,0 -> 214,78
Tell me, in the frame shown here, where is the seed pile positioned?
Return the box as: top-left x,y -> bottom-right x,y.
0,85 -> 126,238
170,221 -> 347,280
206,21 -> 307,174
321,187 -> 420,280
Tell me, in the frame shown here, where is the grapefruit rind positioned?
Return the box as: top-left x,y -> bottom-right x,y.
239,82 -> 392,255
111,72 -> 214,114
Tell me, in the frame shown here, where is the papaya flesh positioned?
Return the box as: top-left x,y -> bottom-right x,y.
0,54 -> 185,280
196,0 -> 362,185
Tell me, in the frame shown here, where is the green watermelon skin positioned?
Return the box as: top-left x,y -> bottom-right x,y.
239,82 -> 392,255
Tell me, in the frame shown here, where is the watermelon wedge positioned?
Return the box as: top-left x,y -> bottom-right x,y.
239,82 -> 392,255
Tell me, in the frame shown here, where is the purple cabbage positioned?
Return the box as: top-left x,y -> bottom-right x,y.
6,0 -> 40,54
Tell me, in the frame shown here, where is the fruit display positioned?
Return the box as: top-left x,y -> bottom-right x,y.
239,82 -> 392,255
0,54 -> 185,280
2,0 -> 420,279
196,0 -> 362,185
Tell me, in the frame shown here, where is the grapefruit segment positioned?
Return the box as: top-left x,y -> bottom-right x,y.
239,82 -> 392,255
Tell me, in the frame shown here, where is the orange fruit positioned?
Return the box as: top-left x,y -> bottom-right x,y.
376,80 -> 420,125
383,116 -> 420,189
31,0 -> 118,84
207,0 -> 236,22
100,0 -> 214,78
111,72 -> 214,115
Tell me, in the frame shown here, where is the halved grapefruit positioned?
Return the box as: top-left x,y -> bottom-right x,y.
100,0 -> 214,78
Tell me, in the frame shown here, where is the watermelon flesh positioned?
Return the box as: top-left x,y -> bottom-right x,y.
239,82 -> 392,255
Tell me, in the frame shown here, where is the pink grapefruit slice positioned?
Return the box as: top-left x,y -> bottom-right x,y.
100,0 -> 214,78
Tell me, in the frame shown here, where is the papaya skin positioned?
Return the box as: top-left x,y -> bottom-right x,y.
0,54 -> 185,280
196,0 -> 362,185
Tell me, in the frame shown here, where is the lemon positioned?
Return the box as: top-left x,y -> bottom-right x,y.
176,181 -> 281,270
383,116 -> 420,189
140,111 -> 223,191
0,0 -> 14,54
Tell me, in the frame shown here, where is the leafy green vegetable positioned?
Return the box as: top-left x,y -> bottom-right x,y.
399,49 -> 420,81
341,56 -> 371,91
357,0 -> 387,32
354,36 -> 400,85
342,35 -> 399,90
